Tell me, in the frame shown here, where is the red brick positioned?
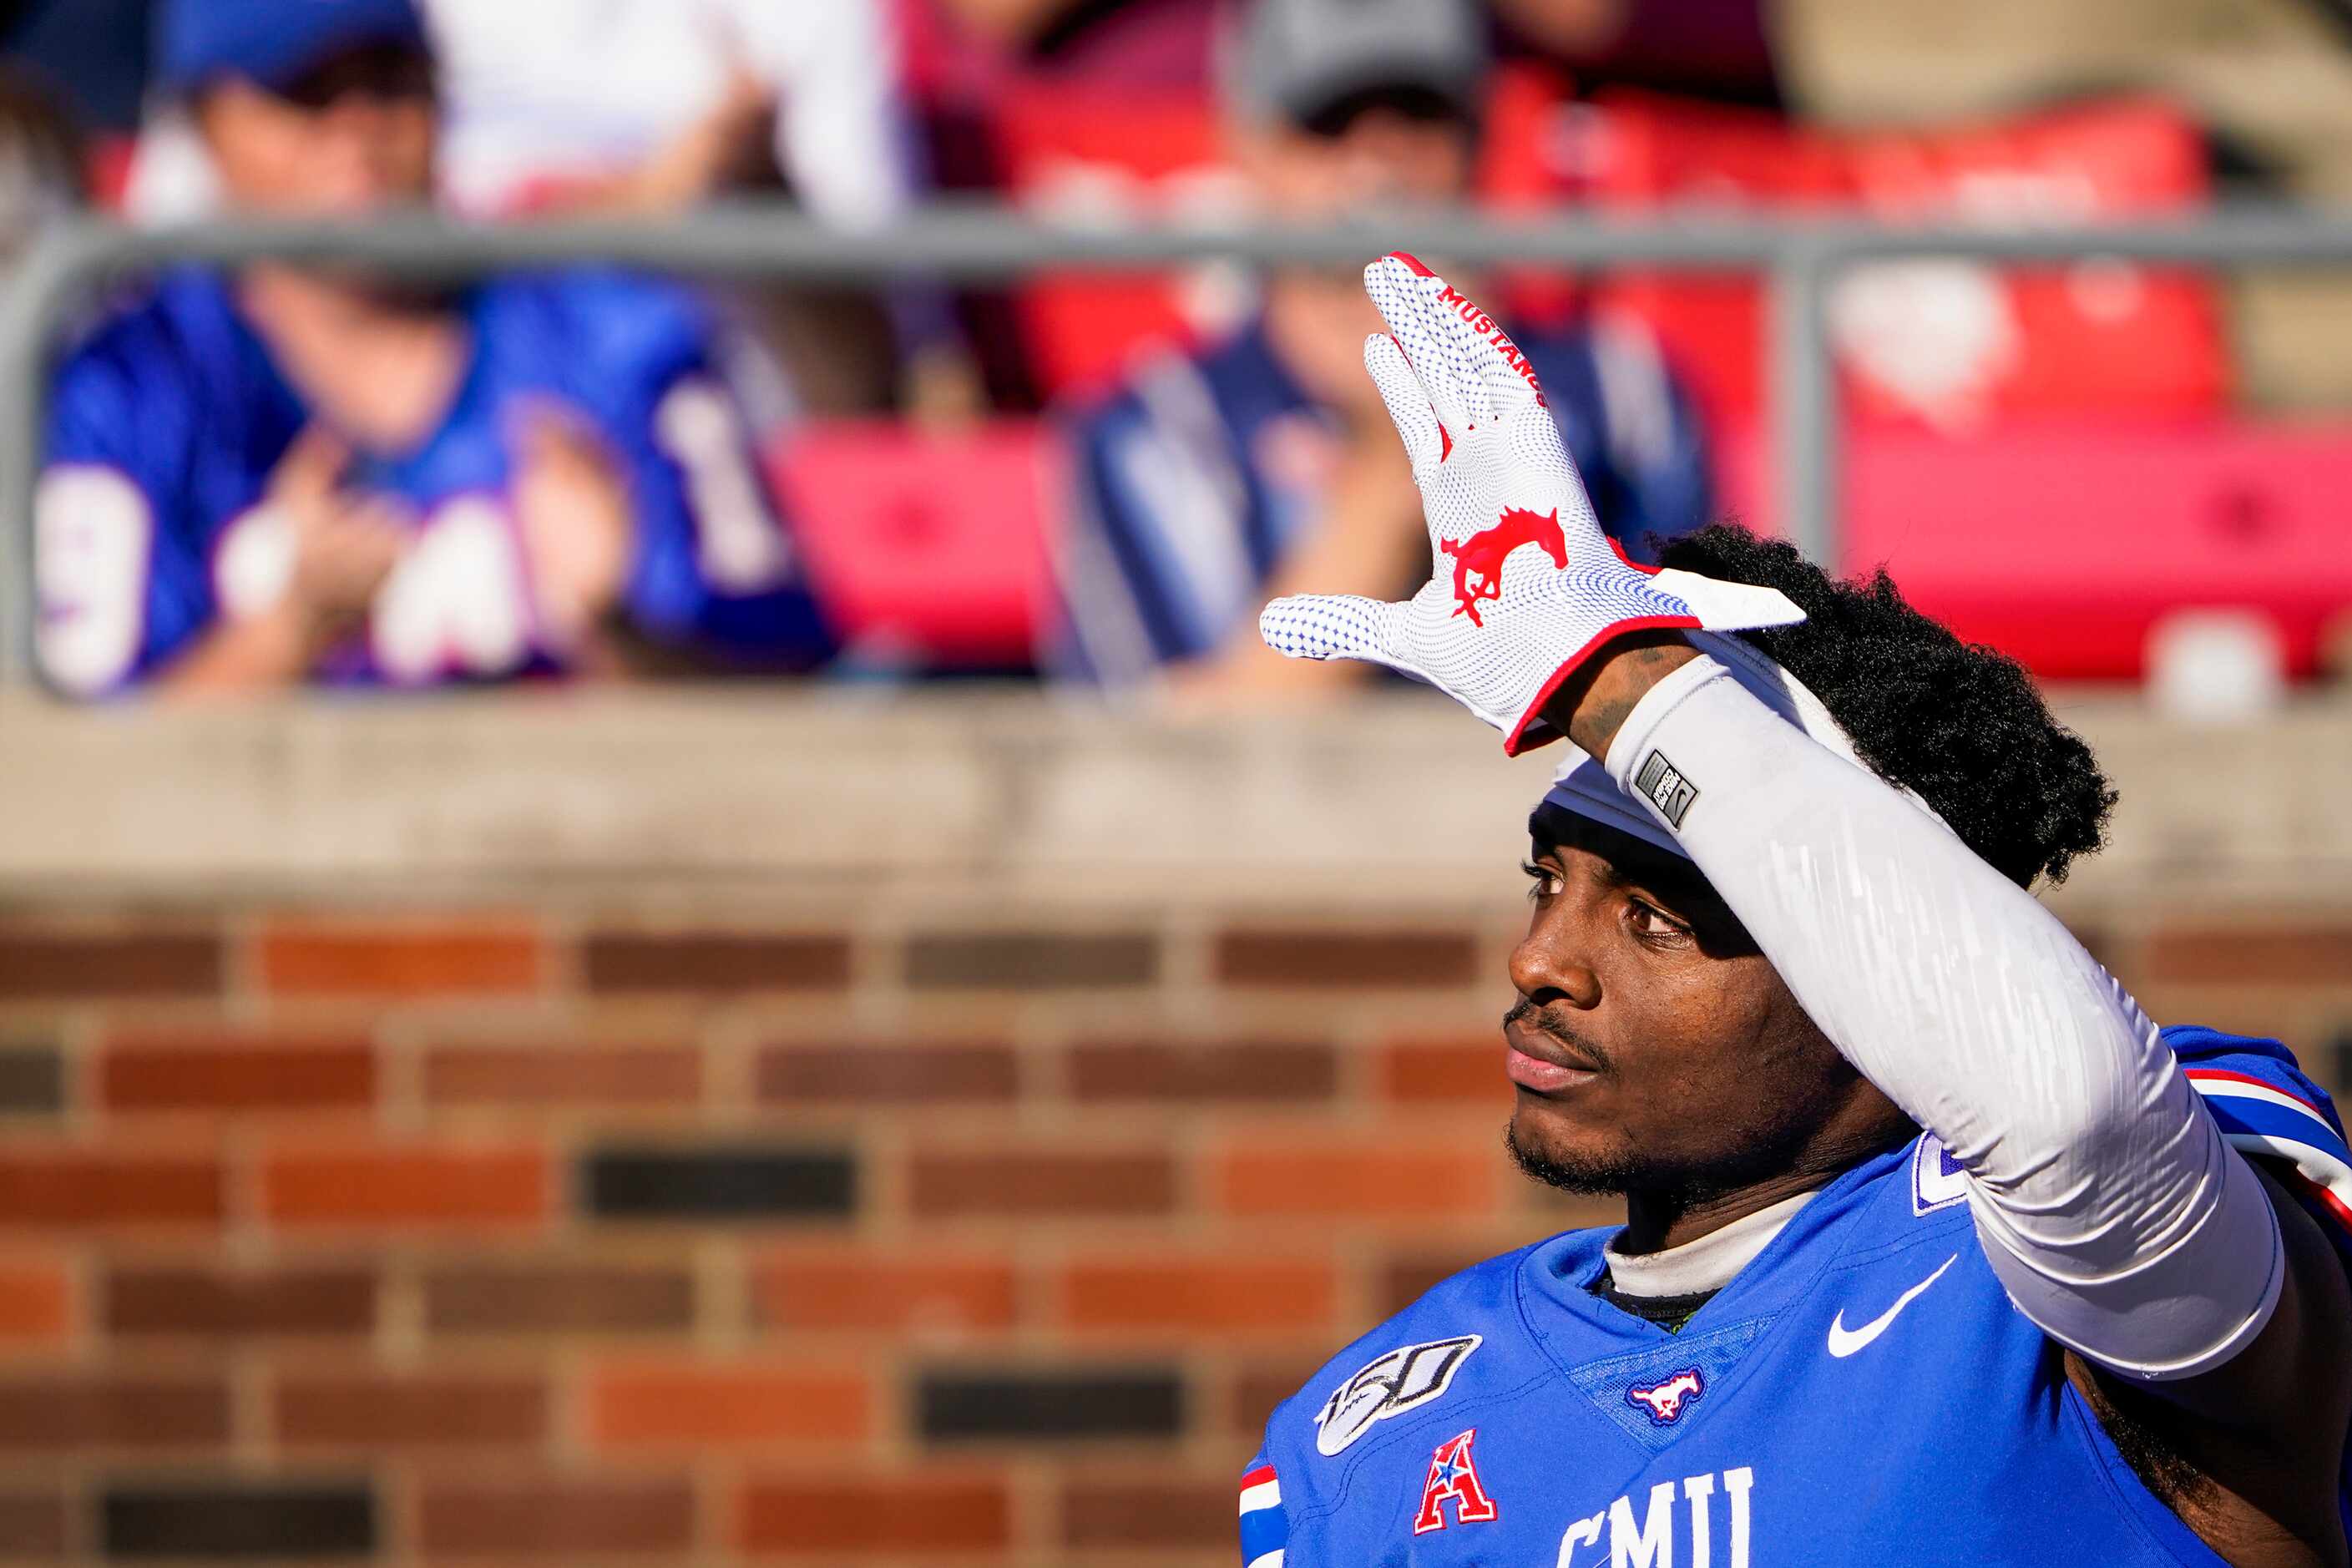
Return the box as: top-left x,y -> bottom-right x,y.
105,1265 -> 374,1339
416,1473 -> 695,1555
0,1045 -> 60,1114
261,1145 -> 547,1228
587,1362 -> 867,1449
0,1374 -> 228,1450
0,1151 -> 221,1230
422,1045 -> 701,1107
906,933 -> 1157,989
1062,1477 -> 1234,1548
258,923 -> 541,997
908,1150 -> 1175,1217
274,1372 -> 546,1449
584,933 -> 848,992
1217,1141 -> 1499,1218
1060,1256 -> 1334,1334
423,1261 -> 693,1336
1216,929 -> 1478,988
749,1249 -> 1014,1333
0,1486 -> 66,1555
2142,925 -> 2352,985
0,1261 -> 70,1340
1226,1357 -> 1326,1437
1068,1040 -> 1337,1101
737,1474 -> 1009,1554
100,1035 -> 374,1112
755,1043 -> 1016,1105
1378,1036 -> 1505,1102
0,930 -> 220,999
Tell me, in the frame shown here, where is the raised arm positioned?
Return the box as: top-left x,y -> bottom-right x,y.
1549,636 -> 2284,1375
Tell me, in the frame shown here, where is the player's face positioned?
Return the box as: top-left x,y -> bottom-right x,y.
198,46 -> 437,215
1503,814 -> 1896,1203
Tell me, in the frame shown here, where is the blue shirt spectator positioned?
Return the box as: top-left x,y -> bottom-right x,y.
36,0 -> 829,695
42,267 -> 829,693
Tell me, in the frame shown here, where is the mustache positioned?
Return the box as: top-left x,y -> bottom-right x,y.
1502,999 -> 1612,1071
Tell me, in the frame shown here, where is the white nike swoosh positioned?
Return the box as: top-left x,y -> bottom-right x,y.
1827,1253 -> 1958,1358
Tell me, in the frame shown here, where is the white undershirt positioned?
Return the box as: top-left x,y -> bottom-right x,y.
1598,655 -> 2284,1381
1605,1189 -> 1819,1299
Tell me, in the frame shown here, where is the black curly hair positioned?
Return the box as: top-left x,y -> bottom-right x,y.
1653,525 -> 2117,888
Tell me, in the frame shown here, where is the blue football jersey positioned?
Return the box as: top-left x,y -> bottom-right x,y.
1243,1027 -> 2352,1567
38,266 -> 832,693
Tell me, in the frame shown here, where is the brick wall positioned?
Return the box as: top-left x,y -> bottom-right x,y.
0,690 -> 2344,1564
0,902 -> 2341,1565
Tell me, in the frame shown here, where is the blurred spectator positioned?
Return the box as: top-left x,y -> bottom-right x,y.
424,0 -> 913,228
1050,0 -> 1710,690
124,0 -> 918,225
36,0 -> 831,697
122,0 -> 962,415
422,0 -> 943,417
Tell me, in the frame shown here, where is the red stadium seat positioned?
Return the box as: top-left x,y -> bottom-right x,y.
767,420 -> 1060,666
1477,62 -> 1590,329
1585,94 -> 2225,430
1576,94 -> 1849,422
990,84 -> 1242,397
1715,418 -> 2352,680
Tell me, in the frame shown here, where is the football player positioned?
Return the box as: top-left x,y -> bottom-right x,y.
38,0 -> 831,695
1239,254 -> 2352,1566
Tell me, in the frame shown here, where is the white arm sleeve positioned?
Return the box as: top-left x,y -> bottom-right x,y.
1602,653 -> 2284,1381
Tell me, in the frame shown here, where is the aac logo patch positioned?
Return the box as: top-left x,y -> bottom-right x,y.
1414,1429 -> 1499,1534
1625,1368 -> 1705,1425
1312,1334 -> 1481,1457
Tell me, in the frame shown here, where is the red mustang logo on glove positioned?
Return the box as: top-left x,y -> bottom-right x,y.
1440,506 -> 1568,627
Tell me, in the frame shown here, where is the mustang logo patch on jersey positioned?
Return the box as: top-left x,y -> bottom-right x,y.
1313,1334 -> 1481,1456
1625,1368 -> 1705,1425
1414,1429 -> 1500,1533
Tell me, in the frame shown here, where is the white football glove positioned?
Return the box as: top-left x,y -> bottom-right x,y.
1258,253 -> 1805,753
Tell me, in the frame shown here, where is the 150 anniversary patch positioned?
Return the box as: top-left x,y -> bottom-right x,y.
1313,1334 -> 1483,1457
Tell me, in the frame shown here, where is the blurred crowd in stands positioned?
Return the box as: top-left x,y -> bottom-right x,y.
6,0 -> 2349,698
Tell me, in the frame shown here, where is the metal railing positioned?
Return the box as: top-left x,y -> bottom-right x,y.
7,201 -> 2352,682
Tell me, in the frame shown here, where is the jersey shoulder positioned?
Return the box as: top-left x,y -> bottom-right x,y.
48,271 -> 241,454
1254,1236 -> 1583,1528
2165,1024 -> 2345,1134
473,268 -> 714,401
1058,343 -> 1236,534
2165,1023 -> 2352,1242
1070,320 -> 1310,456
